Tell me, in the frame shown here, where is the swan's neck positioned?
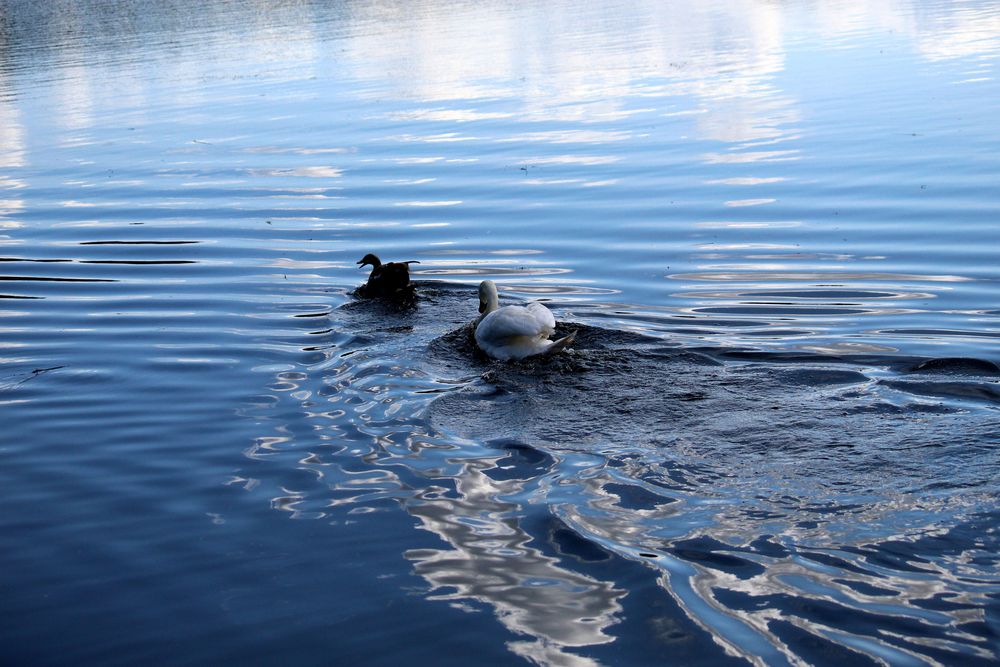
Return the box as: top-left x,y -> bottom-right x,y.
485,292 -> 499,314
477,291 -> 499,324
483,292 -> 499,314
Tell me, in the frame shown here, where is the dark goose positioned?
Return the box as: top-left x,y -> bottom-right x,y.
356,253 -> 419,299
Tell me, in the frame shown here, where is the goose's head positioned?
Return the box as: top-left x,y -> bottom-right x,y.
478,280 -> 499,316
357,253 -> 381,269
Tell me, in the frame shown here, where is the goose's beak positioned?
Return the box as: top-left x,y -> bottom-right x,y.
478,300 -> 486,314
357,260 -> 366,267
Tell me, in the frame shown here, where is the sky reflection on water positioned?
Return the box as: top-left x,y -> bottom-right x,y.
2,0 -> 997,357
1,1 -> 999,665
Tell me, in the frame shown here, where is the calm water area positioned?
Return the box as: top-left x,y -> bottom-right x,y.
1,0 -> 999,664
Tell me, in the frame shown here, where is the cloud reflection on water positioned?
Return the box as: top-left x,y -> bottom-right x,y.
5,0 -> 994,149
248,360 -> 626,665
403,457 -> 625,666
1,2 -> 998,662
1,9 -> 993,178
5,0 -> 996,316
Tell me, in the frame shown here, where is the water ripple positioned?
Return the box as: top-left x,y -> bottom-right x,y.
2,0 -> 999,664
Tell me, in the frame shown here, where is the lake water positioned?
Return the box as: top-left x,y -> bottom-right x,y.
2,0 -> 999,664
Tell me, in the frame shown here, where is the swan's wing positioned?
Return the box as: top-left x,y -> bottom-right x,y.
525,302 -> 556,336
478,305 -> 549,339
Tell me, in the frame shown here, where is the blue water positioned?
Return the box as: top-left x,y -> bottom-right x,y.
2,1 -> 999,665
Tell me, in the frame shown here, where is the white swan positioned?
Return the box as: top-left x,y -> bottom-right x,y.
474,280 -> 576,361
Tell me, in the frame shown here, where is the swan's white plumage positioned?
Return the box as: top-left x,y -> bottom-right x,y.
474,281 -> 574,360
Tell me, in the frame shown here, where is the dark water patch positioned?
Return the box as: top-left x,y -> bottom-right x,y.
0,293 -> 42,299
503,284 -> 620,296
881,512 -> 1000,565
79,240 -> 202,245
715,588 -> 970,658
761,367 -> 871,387
546,518 -> 615,563
840,544 -> 933,575
671,272 -> 974,283
800,551 -> 877,578
0,365 -> 66,391
482,439 -> 556,482
429,317 -> 999,497
79,259 -> 197,265
879,328 -> 1000,339
840,400 -> 958,416
879,379 -> 1000,404
767,619 -> 879,667
0,276 -> 117,282
832,578 -> 900,598
602,482 -> 677,510
649,349 -> 722,366
740,328 -> 814,337
668,317 -> 771,329
911,593 -> 982,613
698,347 -> 941,373
668,537 -> 766,579
907,357 -> 1000,375
415,266 -> 573,277
692,305 -> 875,316
739,290 -> 910,300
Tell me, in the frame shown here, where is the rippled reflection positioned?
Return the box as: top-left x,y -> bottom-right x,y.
1,0 -> 996,362
2,0 -> 999,664
404,457 -> 624,663
232,284 -> 1000,665
247,343 -> 625,662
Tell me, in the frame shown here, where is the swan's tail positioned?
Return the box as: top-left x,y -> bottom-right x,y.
545,329 -> 577,355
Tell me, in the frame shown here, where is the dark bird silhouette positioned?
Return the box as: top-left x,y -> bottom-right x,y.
356,253 -> 419,299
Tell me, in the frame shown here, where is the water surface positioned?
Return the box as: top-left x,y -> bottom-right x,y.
1,1 -> 999,665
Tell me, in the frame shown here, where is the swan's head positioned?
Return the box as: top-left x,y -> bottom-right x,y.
357,253 -> 381,269
478,280 -> 499,315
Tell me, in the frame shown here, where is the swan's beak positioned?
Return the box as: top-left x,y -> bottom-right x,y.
356,259 -> 366,267
478,299 -> 486,314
